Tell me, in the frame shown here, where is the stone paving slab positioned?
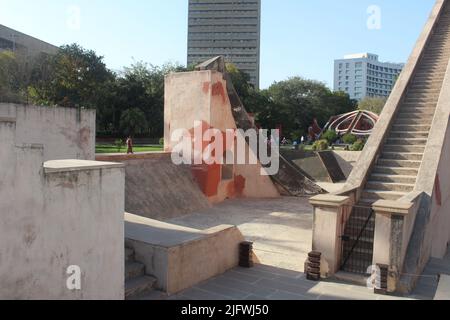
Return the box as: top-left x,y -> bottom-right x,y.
167,197 -> 313,273
166,266 -> 414,301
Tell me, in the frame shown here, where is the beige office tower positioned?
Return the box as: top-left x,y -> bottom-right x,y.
187,0 -> 261,88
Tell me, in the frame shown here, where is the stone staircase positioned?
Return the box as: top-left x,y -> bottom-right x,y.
342,4 -> 450,274
125,247 -> 157,300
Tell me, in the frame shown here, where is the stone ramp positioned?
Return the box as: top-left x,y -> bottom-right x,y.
96,153 -> 211,220
316,151 -> 346,183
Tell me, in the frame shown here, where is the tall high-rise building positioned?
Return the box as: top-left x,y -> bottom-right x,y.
334,53 -> 404,100
187,0 -> 261,88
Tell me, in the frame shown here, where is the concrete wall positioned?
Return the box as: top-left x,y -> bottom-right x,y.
430,124 -> 450,258
125,213 -> 244,295
0,103 -> 96,161
0,104 -> 125,300
164,71 -> 279,204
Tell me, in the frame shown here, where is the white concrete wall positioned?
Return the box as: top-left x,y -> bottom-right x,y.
0,103 -> 96,161
0,105 -> 125,300
125,213 -> 244,295
431,125 -> 450,258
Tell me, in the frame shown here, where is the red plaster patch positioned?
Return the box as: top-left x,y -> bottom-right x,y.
211,82 -> 227,104
191,164 -> 221,197
234,175 -> 246,197
435,174 -> 442,206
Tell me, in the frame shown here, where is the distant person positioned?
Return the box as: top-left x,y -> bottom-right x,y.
126,136 -> 134,154
301,136 -> 305,145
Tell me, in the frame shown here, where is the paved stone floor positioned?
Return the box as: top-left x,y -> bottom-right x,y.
141,197 -> 450,301
165,265 -> 412,300
167,197 -> 313,272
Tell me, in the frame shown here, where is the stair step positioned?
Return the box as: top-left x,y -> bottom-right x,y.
407,87 -> 443,92
362,190 -> 407,201
389,131 -> 429,139
125,262 -> 145,280
373,166 -> 419,176
386,138 -> 428,145
406,88 -> 442,94
125,276 -> 156,300
399,106 -> 436,113
414,73 -> 447,79
396,112 -> 434,119
424,47 -> 450,52
412,78 -> 446,84
381,152 -> 424,161
392,124 -> 431,132
346,220 -> 375,231
343,247 -> 374,257
398,103 -> 437,110
383,144 -> 425,153
378,158 -> 422,168
370,173 -> 417,184
125,248 -> 134,262
347,235 -> 375,244
404,98 -> 440,104
366,181 -> 415,192
395,118 -> 433,126
358,198 -> 377,206
342,250 -> 373,262
406,92 -> 442,99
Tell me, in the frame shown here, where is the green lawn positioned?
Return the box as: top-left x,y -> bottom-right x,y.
95,144 -> 163,154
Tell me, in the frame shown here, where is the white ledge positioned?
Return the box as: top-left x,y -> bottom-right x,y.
372,200 -> 414,215
44,159 -> 124,174
310,194 -> 351,207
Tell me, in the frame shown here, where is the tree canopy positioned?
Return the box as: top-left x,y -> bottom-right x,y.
252,77 -> 357,139
0,43 -> 358,140
357,96 -> 387,115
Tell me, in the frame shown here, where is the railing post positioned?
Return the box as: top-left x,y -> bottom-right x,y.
309,195 -> 352,277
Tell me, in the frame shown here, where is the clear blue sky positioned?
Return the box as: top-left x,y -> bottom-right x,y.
0,0 -> 436,88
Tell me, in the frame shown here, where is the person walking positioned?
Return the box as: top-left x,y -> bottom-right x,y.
126,136 -> 134,154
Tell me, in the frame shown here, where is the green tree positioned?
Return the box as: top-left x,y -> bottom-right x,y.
0,50 -> 43,103
254,77 -> 356,139
322,130 -> 338,144
357,96 -> 387,115
28,44 -> 114,108
120,108 -> 148,136
343,133 -> 357,145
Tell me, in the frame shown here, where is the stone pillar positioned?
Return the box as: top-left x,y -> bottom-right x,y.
372,200 -> 413,293
309,195 -> 352,277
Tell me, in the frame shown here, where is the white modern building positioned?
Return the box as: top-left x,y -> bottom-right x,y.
187,0 -> 261,88
334,53 -> 404,100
